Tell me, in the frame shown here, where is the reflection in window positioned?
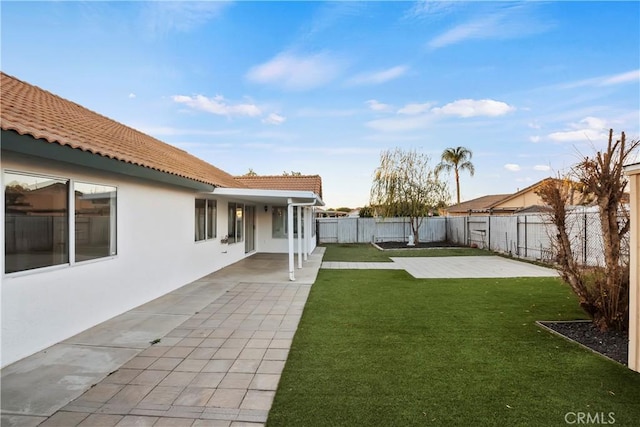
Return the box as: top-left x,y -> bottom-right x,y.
207,200 -> 216,239
272,206 -> 286,238
227,203 -> 243,243
4,172 -> 69,273
75,182 -> 117,262
271,206 -> 303,239
195,199 -> 216,241
195,199 -> 206,241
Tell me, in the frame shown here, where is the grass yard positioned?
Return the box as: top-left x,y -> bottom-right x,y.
321,243 -> 487,262
268,269 -> 640,427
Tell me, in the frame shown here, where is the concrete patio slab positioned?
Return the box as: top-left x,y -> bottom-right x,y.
1,249 -> 324,427
321,261 -> 403,270
322,255 -> 557,278
390,256 -> 558,278
64,312 -> 194,349
0,344 -> 138,417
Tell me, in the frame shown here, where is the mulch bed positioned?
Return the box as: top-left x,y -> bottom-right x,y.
375,241 -> 465,249
539,320 -> 629,365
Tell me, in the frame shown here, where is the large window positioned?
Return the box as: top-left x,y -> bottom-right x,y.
272,206 -> 303,239
227,203 -> 243,243
75,182 -> 117,262
4,171 -> 117,274
195,198 -> 216,241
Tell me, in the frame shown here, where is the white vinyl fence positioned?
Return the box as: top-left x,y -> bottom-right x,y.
316,217 -> 446,244
317,207 -> 627,267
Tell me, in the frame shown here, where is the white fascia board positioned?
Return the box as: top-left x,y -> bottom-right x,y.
212,187 -> 325,206
624,162 -> 640,175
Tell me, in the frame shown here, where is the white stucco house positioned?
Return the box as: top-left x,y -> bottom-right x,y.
0,72 -> 324,368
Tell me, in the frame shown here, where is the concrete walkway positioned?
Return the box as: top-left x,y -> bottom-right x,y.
322,255 -> 558,278
1,250 -> 324,427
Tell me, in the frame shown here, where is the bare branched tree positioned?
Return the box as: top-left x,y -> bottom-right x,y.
370,147 -> 450,244
536,130 -> 639,331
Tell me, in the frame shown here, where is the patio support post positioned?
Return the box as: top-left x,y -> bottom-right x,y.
297,205 -> 303,269
304,207 -> 309,261
288,199 -> 295,281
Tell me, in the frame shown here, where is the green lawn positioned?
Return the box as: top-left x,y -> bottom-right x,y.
321,243 -> 488,262
268,269 -> 640,427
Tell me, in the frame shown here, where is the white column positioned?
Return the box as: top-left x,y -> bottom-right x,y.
68,180 -> 76,265
304,207 -> 309,261
288,200 -> 295,281
297,205 -> 303,269
110,191 -> 117,256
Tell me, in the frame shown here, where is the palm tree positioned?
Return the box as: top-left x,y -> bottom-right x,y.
436,146 -> 475,205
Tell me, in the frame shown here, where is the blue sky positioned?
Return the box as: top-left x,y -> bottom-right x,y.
2,1 -> 639,208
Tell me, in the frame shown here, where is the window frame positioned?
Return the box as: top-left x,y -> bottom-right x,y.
227,202 -> 244,243
4,169 -> 118,276
195,198 -> 217,242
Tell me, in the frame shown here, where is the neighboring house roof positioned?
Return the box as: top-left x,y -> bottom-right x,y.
235,175 -> 323,199
515,205 -> 553,215
487,178 -> 552,209
446,194 -> 511,214
0,72 -> 243,189
445,177 -> 602,215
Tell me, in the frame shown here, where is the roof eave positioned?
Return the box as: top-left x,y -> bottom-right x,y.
2,130 -> 216,192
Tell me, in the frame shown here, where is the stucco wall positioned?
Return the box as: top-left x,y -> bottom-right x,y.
1,153 -> 245,367
256,206 -> 317,254
493,190 -> 543,209
626,169 -> 640,372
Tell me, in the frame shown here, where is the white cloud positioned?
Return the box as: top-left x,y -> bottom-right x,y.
348,65 -> 408,85
504,164 -> 521,172
428,15 -> 501,49
547,116 -> 609,142
262,113 -> 286,125
427,5 -> 551,49
431,99 -> 515,118
398,102 -> 433,115
128,93 -> 136,99
528,121 -> 541,129
601,69 -> 640,86
529,136 -> 541,143
246,52 -> 343,90
366,99 -> 393,112
142,2 -> 228,36
405,0 -> 463,20
172,94 -> 261,117
559,69 -> 640,89
534,165 -> 551,171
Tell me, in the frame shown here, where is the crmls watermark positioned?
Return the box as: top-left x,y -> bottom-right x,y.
564,412 -> 616,424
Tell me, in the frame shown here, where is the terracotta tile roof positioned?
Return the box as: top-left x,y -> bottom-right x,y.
235,175 -> 323,198
445,194 -> 511,213
0,72 -> 243,189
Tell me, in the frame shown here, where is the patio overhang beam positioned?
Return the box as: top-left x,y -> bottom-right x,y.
212,187 -> 325,207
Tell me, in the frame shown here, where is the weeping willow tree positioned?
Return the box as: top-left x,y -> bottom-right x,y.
370,148 -> 450,244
